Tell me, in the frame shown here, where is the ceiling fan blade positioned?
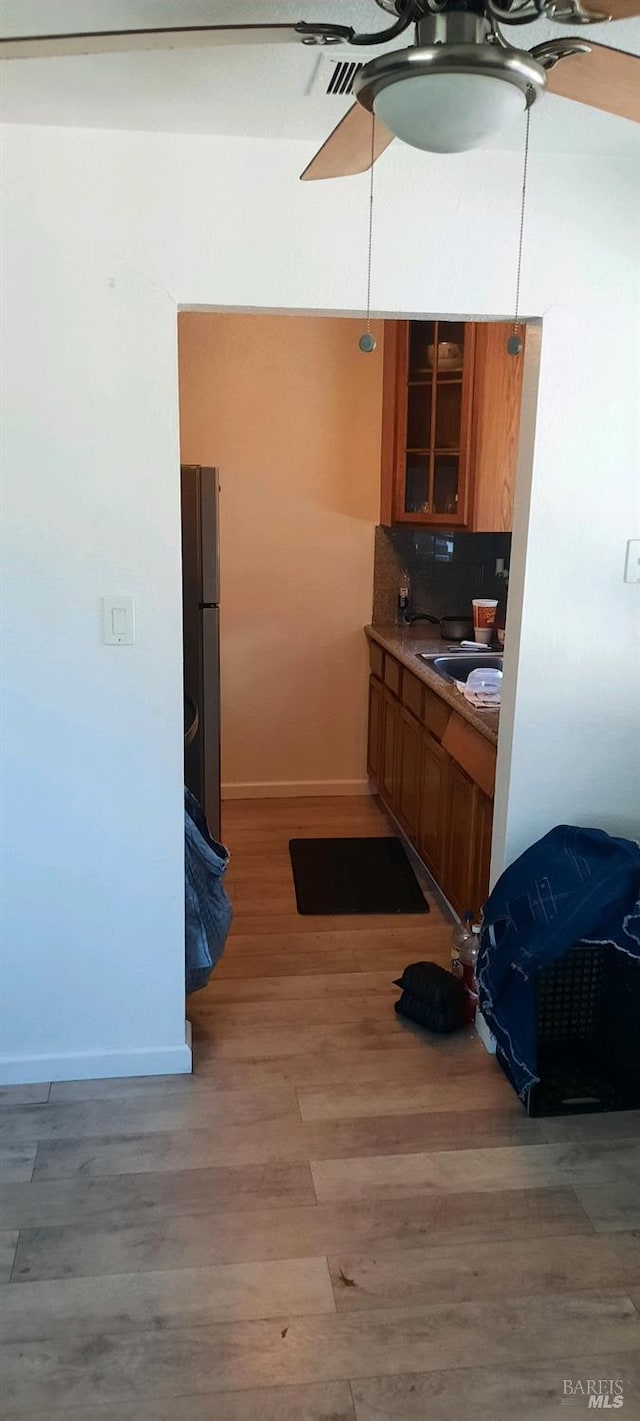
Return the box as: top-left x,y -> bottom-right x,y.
582,0 -> 640,16
301,104 -> 394,181
0,24 -> 302,61
545,42 -> 640,124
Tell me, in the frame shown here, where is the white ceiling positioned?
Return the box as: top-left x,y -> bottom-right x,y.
0,0 -> 639,155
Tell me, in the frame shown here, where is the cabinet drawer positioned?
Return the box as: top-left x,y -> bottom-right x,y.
369,641 -> 384,680
383,654 -> 402,698
401,669 -> 424,721
422,687 -> 451,742
442,713 -> 496,799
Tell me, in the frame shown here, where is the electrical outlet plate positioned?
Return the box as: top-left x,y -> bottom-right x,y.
624,540 -> 640,584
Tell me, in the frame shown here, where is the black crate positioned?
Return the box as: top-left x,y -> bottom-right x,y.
497,943 -> 640,1117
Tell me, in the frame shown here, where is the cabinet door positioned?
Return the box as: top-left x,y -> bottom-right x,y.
367,676 -> 384,784
441,760 -> 477,918
471,789 -> 494,919
380,689 -> 400,810
418,730 -> 447,880
380,324 -> 403,527
396,707 -> 423,841
381,320 -> 476,528
470,322 -> 525,532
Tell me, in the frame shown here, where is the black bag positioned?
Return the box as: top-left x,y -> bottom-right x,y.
394,960 -> 466,1034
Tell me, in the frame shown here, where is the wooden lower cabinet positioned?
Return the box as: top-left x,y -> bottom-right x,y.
471,788 -> 494,918
441,760 -> 477,917
364,656 -> 494,915
441,765 -> 494,917
418,730 -> 447,881
380,687 -> 400,807
367,676 -> 384,782
396,707 -> 423,841
367,648 -> 495,918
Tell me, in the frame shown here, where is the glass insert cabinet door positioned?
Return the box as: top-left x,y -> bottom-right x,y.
390,320 -> 476,526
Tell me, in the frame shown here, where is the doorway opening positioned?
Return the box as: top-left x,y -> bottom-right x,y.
177,308 -> 540,927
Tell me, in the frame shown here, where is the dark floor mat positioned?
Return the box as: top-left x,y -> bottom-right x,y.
289,836 -> 430,916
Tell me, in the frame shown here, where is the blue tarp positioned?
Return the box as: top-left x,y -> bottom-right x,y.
477,825 -> 640,1099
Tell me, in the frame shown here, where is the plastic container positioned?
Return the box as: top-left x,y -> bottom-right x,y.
451,912 -> 474,979
460,926 -> 480,1023
466,667 -> 503,694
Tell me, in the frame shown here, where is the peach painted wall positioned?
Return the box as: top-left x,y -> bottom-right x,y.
178,312 -> 384,797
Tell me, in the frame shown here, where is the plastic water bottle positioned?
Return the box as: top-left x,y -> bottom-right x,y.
451,911 -> 474,980
460,925 -> 481,1024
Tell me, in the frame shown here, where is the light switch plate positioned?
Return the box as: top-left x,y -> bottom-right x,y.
102,595 -> 135,645
624,540 -> 640,584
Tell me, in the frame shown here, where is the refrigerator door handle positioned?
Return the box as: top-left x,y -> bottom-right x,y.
201,605 -> 221,842
200,466 -> 220,607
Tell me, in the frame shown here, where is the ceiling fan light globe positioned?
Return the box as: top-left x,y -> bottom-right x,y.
372,72 -> 528,153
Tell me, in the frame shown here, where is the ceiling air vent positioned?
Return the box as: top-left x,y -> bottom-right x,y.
326,60 -> 363,96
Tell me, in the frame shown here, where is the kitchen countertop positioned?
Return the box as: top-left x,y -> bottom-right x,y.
366,624 -> 500,748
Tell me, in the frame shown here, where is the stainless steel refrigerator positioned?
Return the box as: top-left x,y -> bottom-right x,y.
181,464 -> 221,841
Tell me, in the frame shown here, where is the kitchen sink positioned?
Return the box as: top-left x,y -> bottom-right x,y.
417,652 -> 504,683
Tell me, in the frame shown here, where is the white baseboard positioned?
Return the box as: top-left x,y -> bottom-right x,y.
0,1024 -> 193,1086
222,780 -> 373,800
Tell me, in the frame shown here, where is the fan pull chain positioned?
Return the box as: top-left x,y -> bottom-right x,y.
507,92 -> 532,358
359,113 -> 377,354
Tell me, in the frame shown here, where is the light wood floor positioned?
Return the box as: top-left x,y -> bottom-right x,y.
2,795 -> 640,1419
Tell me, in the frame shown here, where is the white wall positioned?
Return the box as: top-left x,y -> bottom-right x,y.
1,123 -> 638,1083
0,174 -> 191,1082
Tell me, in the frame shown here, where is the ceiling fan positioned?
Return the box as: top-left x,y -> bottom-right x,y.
1,1 -> 638,179
301,0 -> 640,177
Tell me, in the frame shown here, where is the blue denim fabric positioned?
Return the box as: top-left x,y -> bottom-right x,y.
185,787 -> 233,995
476,825 -> 640,1098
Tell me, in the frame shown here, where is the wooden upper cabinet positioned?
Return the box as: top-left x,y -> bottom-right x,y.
470,322 -> 526,533
380,320 -> 475,528
380,319 -> 525,532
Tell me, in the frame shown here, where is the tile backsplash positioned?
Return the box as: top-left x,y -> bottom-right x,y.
373,525 -> 511,625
